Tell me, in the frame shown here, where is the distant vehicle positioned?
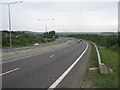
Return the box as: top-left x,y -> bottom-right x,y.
34,43 -> 40,46
78,40 -> 80,43
80,39 -> 82,41
69,38 -> 73,40
78,39 -> 83,43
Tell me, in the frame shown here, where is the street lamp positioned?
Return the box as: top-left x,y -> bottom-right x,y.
4,1 -> 23,48
37,18 -> 55,42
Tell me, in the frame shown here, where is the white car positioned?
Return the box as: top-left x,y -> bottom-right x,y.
34,43 -> 40,46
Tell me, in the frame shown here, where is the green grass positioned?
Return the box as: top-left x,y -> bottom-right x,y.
98,47 -> 118,71
95,46 -> 118,88
2,38 -> 56,49
82,42 -> 118,88
93,70 -> 118,88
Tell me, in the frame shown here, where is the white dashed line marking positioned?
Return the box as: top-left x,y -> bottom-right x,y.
0,68 -> 19,76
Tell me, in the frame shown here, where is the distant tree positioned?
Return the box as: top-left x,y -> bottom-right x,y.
43,32 -> 49,38
49,30 -> 55,38
67,33 -> 118,51
106,34 -> 118,48
2,30 -> 56,48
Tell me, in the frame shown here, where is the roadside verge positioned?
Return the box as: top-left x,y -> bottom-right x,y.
81,41 -> 118,88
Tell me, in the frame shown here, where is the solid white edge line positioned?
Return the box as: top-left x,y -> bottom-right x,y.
48,42 -> 89,90
0,68 -> 19,76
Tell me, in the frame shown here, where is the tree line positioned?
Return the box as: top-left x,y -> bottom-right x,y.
2,30 -> 58,48
67,33 -> 119,51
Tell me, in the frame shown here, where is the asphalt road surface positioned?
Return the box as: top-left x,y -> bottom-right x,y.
2,40 -> 91,88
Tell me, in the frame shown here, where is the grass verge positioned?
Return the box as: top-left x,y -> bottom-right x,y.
81,41 -> 118,88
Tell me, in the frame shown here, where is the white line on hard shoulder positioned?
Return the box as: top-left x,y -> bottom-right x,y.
0,54 -> 33,64
47,42 -> 89,90
0,68 -> 19,76
50,55 -> 55,58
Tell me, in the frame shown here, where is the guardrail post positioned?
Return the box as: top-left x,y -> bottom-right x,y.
91,42 -> 108,74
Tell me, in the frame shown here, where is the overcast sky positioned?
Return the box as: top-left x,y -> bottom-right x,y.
1,0 -> 118,32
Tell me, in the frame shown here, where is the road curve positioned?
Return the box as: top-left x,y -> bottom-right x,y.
2,40 -> 90,88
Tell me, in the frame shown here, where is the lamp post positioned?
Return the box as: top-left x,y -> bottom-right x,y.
37,18 -> 55,42
6,1 -> 23,48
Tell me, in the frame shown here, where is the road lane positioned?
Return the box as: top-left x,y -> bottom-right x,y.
2,41 -> 88,88
0,68 -> 19,76
48,42 -> 88,89
57,43 -> 91,88
2,37 -> 73,61
2,40 -> 74,72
